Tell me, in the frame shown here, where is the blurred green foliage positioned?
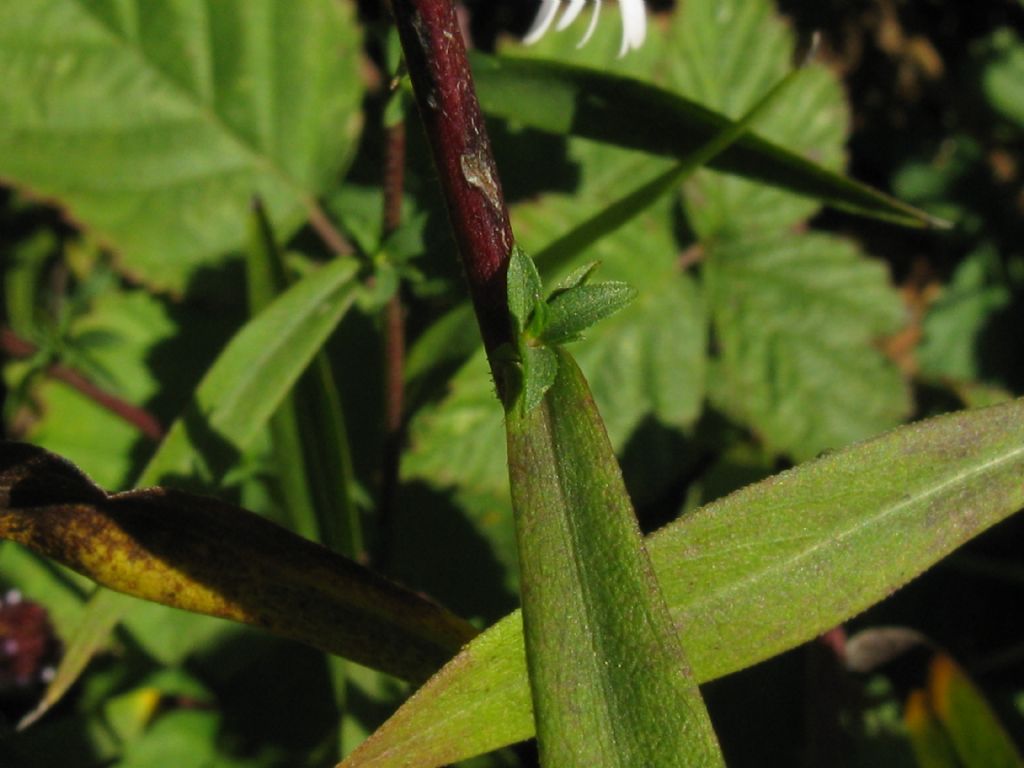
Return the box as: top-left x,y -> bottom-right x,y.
1,0 -> 1023,766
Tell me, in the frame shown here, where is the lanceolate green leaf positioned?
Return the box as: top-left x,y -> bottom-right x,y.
342,398 -> 1024,767
247,203 -> 323,542
139,258 -> 361,487
470,53 -> 938,229
541,282 -> 637,344
0,0 -> 363,293
23,255 -> 363,724
0,442 -> 477,681
905,689 -> 962,768
247,202 -> 362,556
506,348 -> 722,766
247,204 -> 374,759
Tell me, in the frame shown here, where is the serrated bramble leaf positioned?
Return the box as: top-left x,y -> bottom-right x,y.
405,353 -> 507,498
706,231 -> 911,460
664,0 -> 851,236
470,20 -> 935,229
917,244 -> 1012,384
11,289 -> 185,490
0,0 -> 363,292
541,282 -> 638,345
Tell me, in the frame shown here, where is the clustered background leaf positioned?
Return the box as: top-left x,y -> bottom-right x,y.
1,0 -> 1023,766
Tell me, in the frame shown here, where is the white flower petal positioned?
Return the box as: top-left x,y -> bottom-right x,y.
556,0 -> 587,30
618,0 -> 647,57
577,0 -> 602,48
526,0 -> 647,56
524,0 -> 562,45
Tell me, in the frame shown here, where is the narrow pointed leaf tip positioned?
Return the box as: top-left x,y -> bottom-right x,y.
525,0 -> 647,56
469,55 -> 941,228
542,282 -> 637,344
0,442 -> 477,683
506,245 -> 544,334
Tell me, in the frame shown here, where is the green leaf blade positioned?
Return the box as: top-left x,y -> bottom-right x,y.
505,348 -> 721,767
541,282 -> 637,345
343,398 -> 1024,767
470,53 -> 938,229
706,231 -> 911,460
139,256 -> 361,486
507,245 -> 544,334
0,442 -> 477,683
651,400 -> 1024,681
246,202 -> 363,556
0,0 -> 363,292
905,688 -> 962,768
520,345 -> 558,415
21,254 -> 363,722
664,0 -> 846,236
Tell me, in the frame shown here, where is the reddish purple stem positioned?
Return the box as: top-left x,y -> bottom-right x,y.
0,327 -> 164,442
390,0 -> 516,360
378,120 -> 409,566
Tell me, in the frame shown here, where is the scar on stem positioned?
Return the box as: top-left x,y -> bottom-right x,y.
460,149 -> 502,212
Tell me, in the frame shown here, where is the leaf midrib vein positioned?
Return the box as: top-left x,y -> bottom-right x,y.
541,397 -> 622,762
678,440 -> 1024,616
70,0 -> 314,208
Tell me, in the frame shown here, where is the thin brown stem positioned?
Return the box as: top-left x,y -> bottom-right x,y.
390,0 -> 516,365
382,121 -> 408,236
378,119 -> 408,566
0,327 -> 164,442
306,199 -> 355,256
